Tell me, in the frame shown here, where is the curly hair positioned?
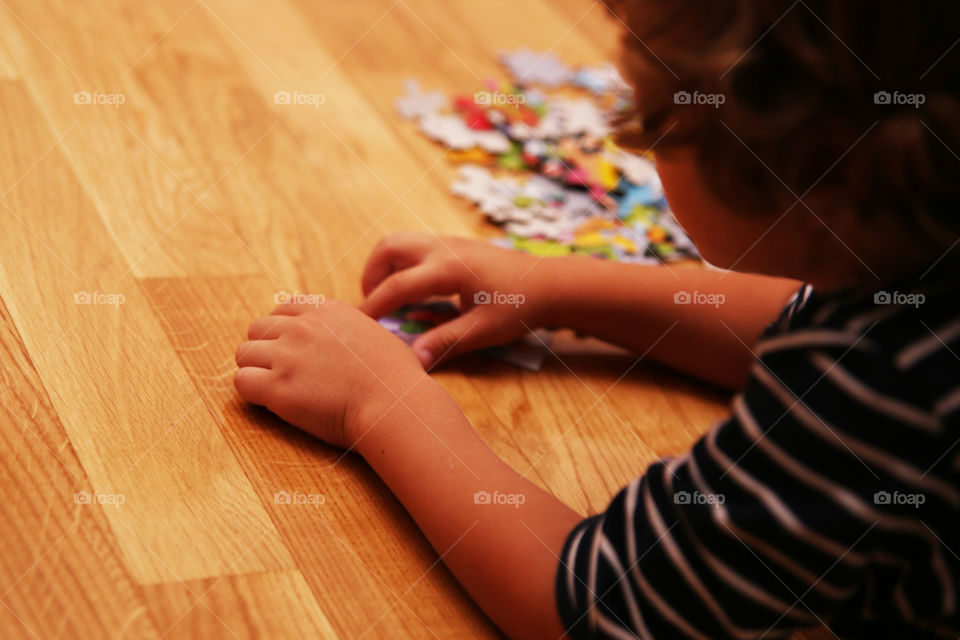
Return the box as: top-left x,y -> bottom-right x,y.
607,0 -> 960,248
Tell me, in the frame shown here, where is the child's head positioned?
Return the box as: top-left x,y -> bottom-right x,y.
608,1 -> 960,288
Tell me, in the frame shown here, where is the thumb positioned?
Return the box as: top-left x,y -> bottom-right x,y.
411,311 -> 488,370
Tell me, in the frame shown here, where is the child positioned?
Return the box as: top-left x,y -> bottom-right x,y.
234,1 -> 960,637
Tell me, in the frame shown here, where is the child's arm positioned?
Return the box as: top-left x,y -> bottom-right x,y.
537,255 -> 804,389
357,377 -> 580,640
234,300 -> 582,639
360,233 -> 802,390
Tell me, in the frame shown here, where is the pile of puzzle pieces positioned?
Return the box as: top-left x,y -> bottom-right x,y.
395,49 -> 699,264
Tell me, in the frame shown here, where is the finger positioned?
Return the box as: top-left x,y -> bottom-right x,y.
234,367 -> 275,406
411,311 -> 494,370
361,232 -> 432,296
247,316 -> 292,340
359,264 -> 459,319
235,341 -> 276,368
271,302 -> 318,316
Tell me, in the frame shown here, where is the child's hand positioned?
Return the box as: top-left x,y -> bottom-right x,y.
234,299 -> 425,449
360,232 -> 549,368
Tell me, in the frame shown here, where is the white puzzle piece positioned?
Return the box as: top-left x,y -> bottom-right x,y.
501,49 -> 572,87
395,79 -> 445,120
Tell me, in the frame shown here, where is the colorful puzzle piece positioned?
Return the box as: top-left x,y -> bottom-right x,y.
379,302 -> 551,371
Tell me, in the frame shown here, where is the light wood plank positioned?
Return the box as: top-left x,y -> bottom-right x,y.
199,0 -> 481,241
0,295 -> 159,639
0,79 -> 292,584
0,0 -> 270,278
0,30 -> 18,79
142,571 -> 337,639
2,0 -> 475,292
123,1 -> 445,296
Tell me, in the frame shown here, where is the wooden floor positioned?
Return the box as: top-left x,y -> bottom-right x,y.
0,1 -> 832,638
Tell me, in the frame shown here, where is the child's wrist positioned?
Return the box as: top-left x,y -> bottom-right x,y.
522,257 -> 570,328
349,376 -> 467,459
522,256 -> 594,329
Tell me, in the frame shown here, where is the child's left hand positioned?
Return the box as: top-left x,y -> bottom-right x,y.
234,298 -> 425,449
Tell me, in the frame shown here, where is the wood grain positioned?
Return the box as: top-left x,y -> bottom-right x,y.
0,80 -> 291,584
0,294 -> 158,639
0,0 -> 258,278
142,570 -> 336,639
0,0 -> 832,638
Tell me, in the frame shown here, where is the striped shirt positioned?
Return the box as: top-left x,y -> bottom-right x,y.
556,282 -> 960,639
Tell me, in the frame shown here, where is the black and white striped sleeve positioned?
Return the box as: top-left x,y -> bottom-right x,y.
555,325 -> 956,639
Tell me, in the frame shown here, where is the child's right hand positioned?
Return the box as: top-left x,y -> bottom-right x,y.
360,232 -> 551,369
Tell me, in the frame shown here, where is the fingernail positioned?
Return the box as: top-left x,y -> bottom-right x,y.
415,348 -> 434,369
